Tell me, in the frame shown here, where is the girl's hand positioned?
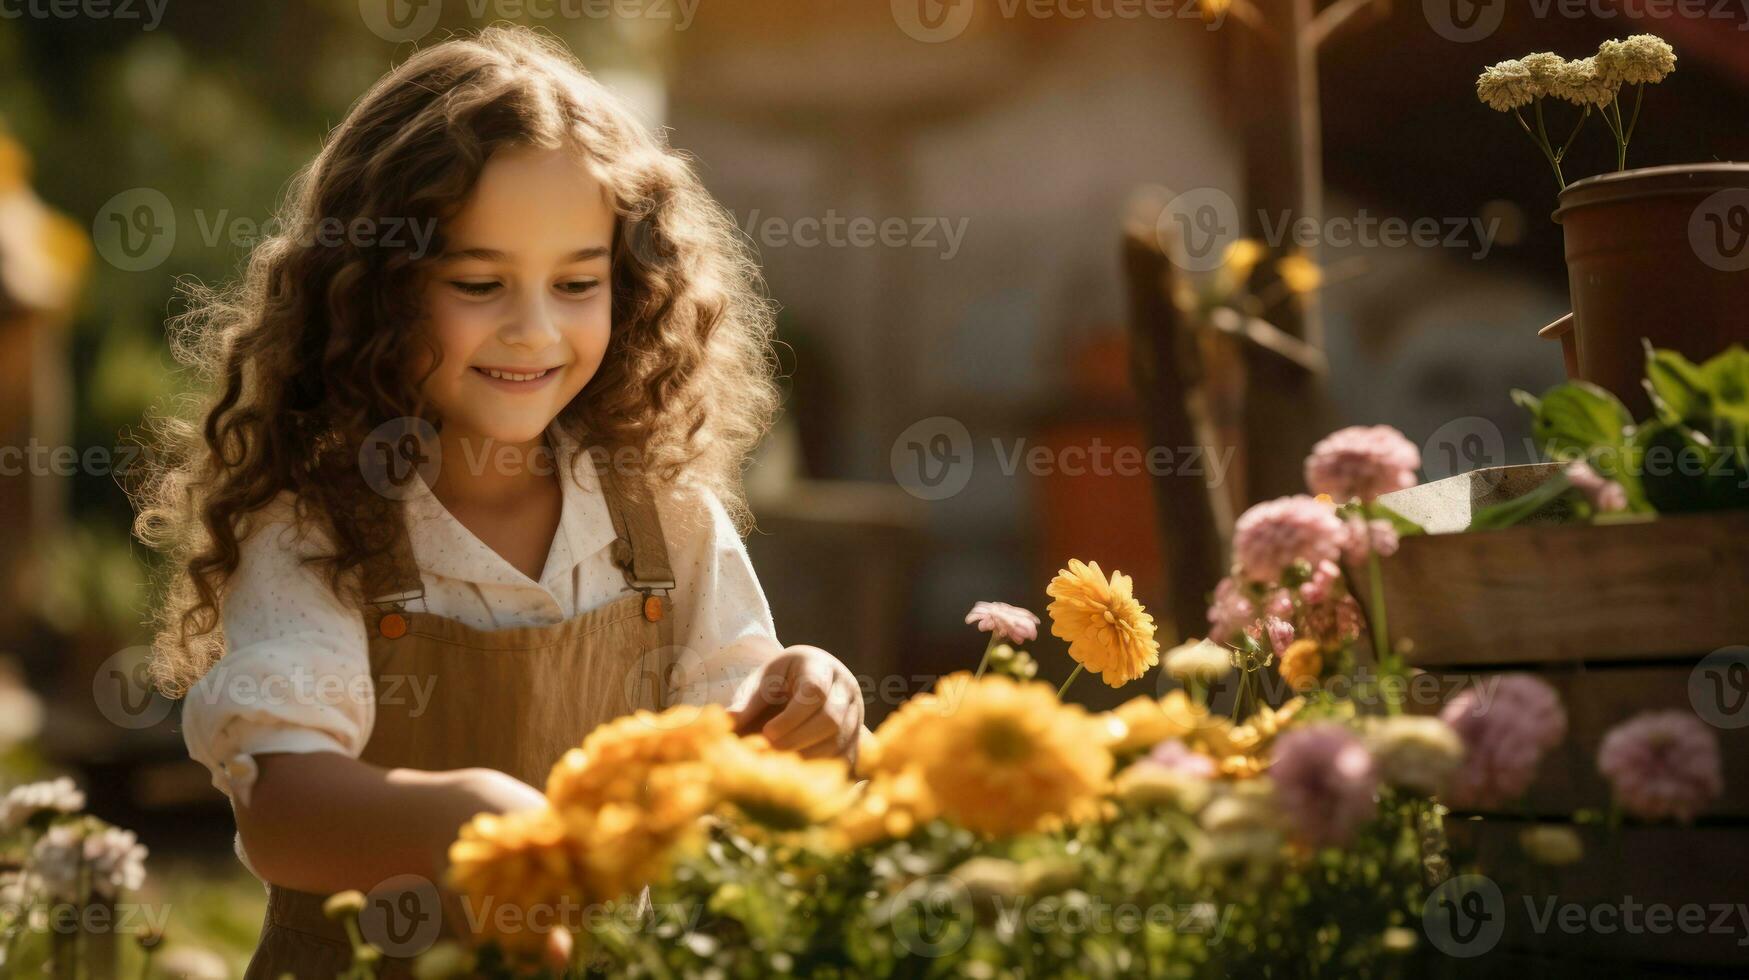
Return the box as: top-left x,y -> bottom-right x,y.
730,645 -> 865,764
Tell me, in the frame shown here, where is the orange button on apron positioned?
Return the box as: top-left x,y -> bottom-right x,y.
379,612 -> 409,639
643,594 -> 664,622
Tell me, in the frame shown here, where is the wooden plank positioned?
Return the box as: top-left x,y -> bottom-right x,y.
1414,666 -> 1749,819
1443,820 -> 1749,969
1378,510 -> 1749,667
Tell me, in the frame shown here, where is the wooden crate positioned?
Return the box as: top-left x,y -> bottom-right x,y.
1371,467 -> 1749,971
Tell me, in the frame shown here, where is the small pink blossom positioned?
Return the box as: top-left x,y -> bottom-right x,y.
1232,495 -> 1346,584
1264,588 -> 1296,621
1298,560 -> 1342,606
1566,461 -> 1628,513
1147,738 -> 1218,779
1264,616 -> 1295,654
1597,711 -> 1722,823
1440,675 -> 1567,809
1341,516 -> 1401,565
1305,425 -> 1421,503
1207,576 -> 1255,643
1269,723 -> 1379,848
965,601 -> 1041,644
1301,593 -> 1364,648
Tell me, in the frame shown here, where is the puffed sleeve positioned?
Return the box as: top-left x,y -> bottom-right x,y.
179,493 -> 375,809
656,483 -> 785,709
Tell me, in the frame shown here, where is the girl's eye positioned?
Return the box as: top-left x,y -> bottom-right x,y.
450,280 -> 500,297
558,279 -> 600,296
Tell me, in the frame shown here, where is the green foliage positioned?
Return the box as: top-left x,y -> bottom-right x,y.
1478,344 -> 1749,528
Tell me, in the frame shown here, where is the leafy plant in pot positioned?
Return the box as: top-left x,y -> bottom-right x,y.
1478,35 -> 1749,418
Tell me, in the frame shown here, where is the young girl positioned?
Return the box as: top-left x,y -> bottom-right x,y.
132,27 -> 863,974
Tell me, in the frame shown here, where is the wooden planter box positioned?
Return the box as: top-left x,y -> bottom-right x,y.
1372,467 -> 1749,972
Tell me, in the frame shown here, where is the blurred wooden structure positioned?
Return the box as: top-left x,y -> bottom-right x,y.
1377,467 -> 1749,972
1120,195 -> 1328,643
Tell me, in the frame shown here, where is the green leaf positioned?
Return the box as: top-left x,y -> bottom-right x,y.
1632,422 -> 1722,514
1467,471 -> 1574,531
1701,344 -> 1749,429
1643,342 -> 1711,426
1527,381 -> 1633,464
1365,501 -> 1427,537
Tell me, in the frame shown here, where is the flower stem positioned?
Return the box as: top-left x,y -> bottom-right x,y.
1366,547 -> 1400,718
1515,104 -> 1565,190
973,633 -> 1000,679
1057,664 -> 1084,699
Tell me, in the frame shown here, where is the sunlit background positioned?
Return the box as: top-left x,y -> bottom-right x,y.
4,0 -> 1748,971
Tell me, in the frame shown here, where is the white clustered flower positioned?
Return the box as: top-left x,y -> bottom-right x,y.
1520,52 -> 1567,99
1553,57 -> 1618,109
0,777 -> 86,833
1596,34 -> 1676,86
1164,638 -> 1234,684
31,822 -> 148,901
1366,715 -> 1464,794
1477,60 -> 1535,112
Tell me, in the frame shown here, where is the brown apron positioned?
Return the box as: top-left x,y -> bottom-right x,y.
244,444 -> 678,979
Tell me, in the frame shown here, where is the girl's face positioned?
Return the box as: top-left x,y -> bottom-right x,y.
417,143 -> 615,449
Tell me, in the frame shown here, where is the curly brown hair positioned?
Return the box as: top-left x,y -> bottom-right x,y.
130,26 -> 781,698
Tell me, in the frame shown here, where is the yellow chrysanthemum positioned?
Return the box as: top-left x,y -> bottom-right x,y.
1046,560 -> 1160,688
832,768 -> 940,850
446,806 -> 586,955
545,704 -> 735,814
707,736 -> 854,831
877,672 -> 1113,837
1198,697 -> 1306,778
1105,690 -> 1216,756
1276,639 -> 1323,692
563,800 -> 703,904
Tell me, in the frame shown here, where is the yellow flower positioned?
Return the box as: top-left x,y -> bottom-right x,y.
545,704 -> 734,814
876,672 -> 1113,837
1277,254 -> 1323,294
1046,560 -> 1160,688
707,736 -> 853,831
1276,639 -> 1323,692
1106,690 -> 1216,756
565,801 -> 703,904
1195,698 -> 1306,778
446,806 -> 586,955
832,768 -> 939,850
1221,238 -> 1264,278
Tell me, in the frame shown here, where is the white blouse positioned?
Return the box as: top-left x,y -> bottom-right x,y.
179,420 -> 785,831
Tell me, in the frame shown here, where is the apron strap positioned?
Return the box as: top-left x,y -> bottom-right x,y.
359,503 -> 425,609
589,442 -> 678,600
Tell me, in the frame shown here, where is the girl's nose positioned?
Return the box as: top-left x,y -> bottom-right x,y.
499,288 -> 563,348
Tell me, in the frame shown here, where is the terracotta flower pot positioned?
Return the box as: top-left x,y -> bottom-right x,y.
1549,162 -> 1749,415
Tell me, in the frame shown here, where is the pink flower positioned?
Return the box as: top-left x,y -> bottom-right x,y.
1147,739 -> 1218,779
1269,724 -> 1379,848
1206,576 -> 1255,643
1297,560 -> 1342,606
1597,711 -> 1722,823
1566,461 -> 1628,513
1264,588 -> 1296,621
1305,425 -> 1421,503
1264,616 -> 1296,654
1440,675 -> 1567,809
1341,516 -> 1401,565
1232,496 -> 1346,584
965,601 -> 1041,644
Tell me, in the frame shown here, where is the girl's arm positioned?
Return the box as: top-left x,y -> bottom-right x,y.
234,751 -> 546,895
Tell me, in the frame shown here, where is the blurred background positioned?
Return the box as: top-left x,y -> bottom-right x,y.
3,0 -> 1749,970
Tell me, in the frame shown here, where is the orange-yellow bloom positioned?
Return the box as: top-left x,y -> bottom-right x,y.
1046,560 -> 1160,687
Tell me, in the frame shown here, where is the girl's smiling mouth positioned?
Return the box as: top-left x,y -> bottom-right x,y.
471,365 -> 562,389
